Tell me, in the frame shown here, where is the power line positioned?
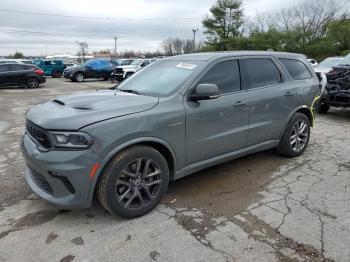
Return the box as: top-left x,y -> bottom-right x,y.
0,28 -> 200,40
0,9 -> 201,21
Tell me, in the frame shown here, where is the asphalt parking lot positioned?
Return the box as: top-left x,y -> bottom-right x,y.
0,78 -> 350,262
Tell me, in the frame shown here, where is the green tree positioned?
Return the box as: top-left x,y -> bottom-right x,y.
13,51 -> 24,59
326,18 -> 350,55
202,0 -> 244,50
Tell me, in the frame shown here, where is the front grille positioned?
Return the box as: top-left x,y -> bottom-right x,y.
114,68 -> 123,74
30,169 -> 53,195
26,120 -> 51,149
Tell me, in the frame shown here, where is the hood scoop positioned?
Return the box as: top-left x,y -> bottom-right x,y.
52,99 -> 65,106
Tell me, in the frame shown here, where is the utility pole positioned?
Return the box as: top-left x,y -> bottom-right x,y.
113,36 -> 118,59
192,29 -> 198,52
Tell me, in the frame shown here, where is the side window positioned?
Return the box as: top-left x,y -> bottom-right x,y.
10,64 -> 25,71
141,60 -> 150,67
199,60 -> 241,94
44,61 -> 52,66
245,58 -> 282,89
0,65 -> 10,72
279,59 -> 312,80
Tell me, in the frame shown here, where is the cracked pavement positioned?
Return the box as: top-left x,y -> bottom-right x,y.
1,78 -> 350,261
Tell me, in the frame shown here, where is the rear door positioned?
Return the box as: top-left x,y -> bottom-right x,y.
0,64 -> 11,86
243,57 -> 297,145
8,64 -> 30,85
185,59 -> 249,164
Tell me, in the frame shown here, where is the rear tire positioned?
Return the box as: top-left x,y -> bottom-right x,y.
276,113 -> 310,157
103,76 -> 109,81
97,146 -> 169,218
316,103 -> 330,114
52,71 -> 62,78
74,72 -> 84,82
26,77 -> 39,88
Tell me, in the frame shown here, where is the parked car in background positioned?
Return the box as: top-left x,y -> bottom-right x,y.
0,59 -> 33,65
63,59 -> 113,82
33,59 -> 65,78
307,58 -> 318,68
314,57 -> 344,93
316,54 -> 350,114
0,63 -> 45,88
112,58 -> 156,82
21,51 -> 320,218
315,57 -> 343,73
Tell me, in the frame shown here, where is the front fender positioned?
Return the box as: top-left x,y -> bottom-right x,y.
86,137 -> 177,205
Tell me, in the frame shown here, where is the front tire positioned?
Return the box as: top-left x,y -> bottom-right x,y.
316,103 -> 330,114
276,113 -> 310,157
97,146 -> 169,218
74,72 -> 85,82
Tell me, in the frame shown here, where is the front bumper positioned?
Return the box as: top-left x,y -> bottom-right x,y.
20,133 -> 98,209
321,91 -> 350,107
63,71 -> 73,79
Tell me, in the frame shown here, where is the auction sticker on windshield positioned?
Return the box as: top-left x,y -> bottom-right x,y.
176,63 -> 197,70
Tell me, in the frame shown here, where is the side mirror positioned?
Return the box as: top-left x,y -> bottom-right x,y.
190,84 -> 220,101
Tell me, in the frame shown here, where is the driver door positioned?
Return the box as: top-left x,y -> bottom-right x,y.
184,59 -> 249,164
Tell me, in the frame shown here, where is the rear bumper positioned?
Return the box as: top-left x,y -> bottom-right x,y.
20,133 -> 97,209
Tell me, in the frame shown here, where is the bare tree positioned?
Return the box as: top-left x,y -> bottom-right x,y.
76,41 -> 88,62
161,39 -> 174,56
172,38 -> 183,55
182,39 -> 194,54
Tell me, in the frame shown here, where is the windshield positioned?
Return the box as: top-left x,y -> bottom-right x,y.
117,60 -> 204,97
120,59 -> 133,66
318,57 -> 343,68
130,59 -> 142,66
339,54 -> 350,66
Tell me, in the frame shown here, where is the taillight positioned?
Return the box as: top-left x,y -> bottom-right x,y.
33,68 -> 44,76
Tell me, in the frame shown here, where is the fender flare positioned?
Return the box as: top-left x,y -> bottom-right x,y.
278,105 -> 314,139
86,137 -> 177,204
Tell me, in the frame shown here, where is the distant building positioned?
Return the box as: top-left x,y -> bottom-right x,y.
45,54 -> 94,63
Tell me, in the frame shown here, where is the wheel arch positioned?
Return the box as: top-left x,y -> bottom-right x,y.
279,106 -> 314,140
87,137 -> 177,204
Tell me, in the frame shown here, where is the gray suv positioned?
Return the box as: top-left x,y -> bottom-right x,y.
21,51 -> 320,218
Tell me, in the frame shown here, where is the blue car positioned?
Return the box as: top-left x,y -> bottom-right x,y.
63,59 -> 113,82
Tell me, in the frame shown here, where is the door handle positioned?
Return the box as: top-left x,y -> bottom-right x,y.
284,91 -> 294,97
233,101 -> 247,107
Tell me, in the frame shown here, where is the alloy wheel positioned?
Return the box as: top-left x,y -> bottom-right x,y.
27,78 -> 38,88
115,158 -> 163,210
290,119 -> 309,152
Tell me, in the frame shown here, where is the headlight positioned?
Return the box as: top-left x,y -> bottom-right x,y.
48,131 -> 94,149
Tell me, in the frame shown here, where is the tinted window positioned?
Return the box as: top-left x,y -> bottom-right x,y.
10,64 -> 26,71
280,59 -> 312,80
245,58 -> 282,89
0,64 -> 10,72
199,60 -> 241,94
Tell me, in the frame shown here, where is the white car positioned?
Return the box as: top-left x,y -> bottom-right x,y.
307,59 -> 318,68
112,59 -> 157,82
314,57 -> 344,93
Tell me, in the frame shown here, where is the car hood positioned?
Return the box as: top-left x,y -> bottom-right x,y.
117,65 -> 138,70
26,90 -> 159,130
314,67 -> 332,73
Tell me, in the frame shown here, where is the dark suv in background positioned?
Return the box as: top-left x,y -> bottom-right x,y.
63,59 -> 113,82
0,63 -> 45,88
21,51 -> 320,218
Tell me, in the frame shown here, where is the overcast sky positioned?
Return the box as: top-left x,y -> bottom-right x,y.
0,0 -> 297,56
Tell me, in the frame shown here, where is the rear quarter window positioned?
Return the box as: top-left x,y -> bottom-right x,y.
279,59 -> 312,80
244,58 -> 283,89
